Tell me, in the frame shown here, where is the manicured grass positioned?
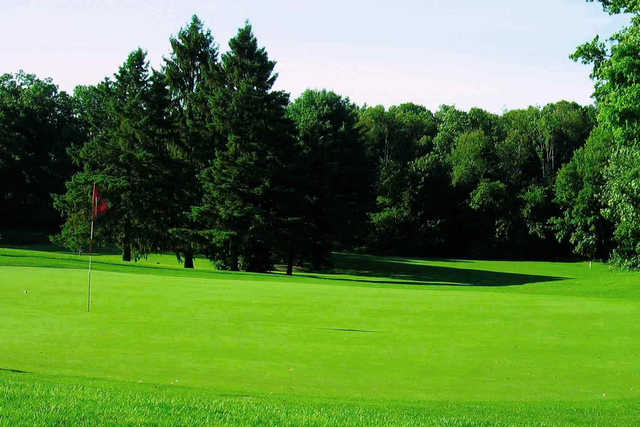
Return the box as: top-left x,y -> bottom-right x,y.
1,246 -> 639,425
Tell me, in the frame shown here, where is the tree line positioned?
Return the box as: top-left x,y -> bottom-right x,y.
2,1 -> 640,271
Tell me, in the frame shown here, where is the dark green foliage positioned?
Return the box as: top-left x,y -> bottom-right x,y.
537,101 -> 595,182
357,100 -> 593,259
359,103 -> 439,255
421,102 -> 595,259
451,130 -> 491,186
195,23 -> 296,272
447,110 -> 513,256
163,15 -> 220,268
572,1 -> 640,267
164,15 -> 219,168
54,49 -> 174,260
552,127 -> 614,260
470,180 -> 507,212
602,146 -> 640,267
432,105 -> 471,157
17,3 -> 635,267
287,90 -> 371,269
0,72 -> 84,231
498,108 -> 541,188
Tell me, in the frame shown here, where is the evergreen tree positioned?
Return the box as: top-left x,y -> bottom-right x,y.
164,15 -> 220,268
195,23 -> 296,272
54,49 -> 173,261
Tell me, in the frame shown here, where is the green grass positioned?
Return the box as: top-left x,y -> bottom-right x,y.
1,246 -> 639,425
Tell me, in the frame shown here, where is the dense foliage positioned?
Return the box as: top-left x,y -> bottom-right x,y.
569,0 -> 640,267
195,23 -> 297,272
0,72 -> 84,232
52,49 -> 175,260
3,2 -> 640,270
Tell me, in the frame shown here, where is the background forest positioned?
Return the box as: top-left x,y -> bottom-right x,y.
2,0 -> 640,271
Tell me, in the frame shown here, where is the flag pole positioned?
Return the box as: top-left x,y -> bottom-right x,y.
88,183 -> 96,313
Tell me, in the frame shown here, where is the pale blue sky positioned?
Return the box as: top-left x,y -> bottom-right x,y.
0,0 -> 629,113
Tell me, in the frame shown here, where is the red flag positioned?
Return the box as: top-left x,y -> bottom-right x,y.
92,184 -> 109,220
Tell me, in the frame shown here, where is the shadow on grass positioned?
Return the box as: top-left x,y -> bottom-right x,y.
304,253 -> 569,287
321,328 -> 377,333
0,250 -> 234,280
3,244 -> 122,255
1,246 -> 570,288
0,367 -> 29,374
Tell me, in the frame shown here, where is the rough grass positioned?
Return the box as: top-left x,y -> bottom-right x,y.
2,372 -> 639,426
1,246 -> 639,425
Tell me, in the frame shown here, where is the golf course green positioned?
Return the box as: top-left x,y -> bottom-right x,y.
1,246 -> 639,425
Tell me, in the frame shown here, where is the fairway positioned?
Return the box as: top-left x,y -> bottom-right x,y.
1,247 -> 640,425
7,0 -> 640,424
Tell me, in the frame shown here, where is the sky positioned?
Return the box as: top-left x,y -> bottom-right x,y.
0,0 -> 630,113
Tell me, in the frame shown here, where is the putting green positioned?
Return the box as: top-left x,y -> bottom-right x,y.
1,247 -> 639,424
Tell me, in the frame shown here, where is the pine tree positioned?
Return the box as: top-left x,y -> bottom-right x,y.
164,15 -> 220,268
195,23 -> 296,272
54,49 -> 173,261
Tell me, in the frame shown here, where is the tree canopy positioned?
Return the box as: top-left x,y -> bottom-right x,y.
5,5 -> 640,270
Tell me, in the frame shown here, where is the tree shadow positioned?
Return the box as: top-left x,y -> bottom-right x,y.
0,249 -> 257,281
306,253 -> 569,288
1,246 -> 570,288
0,367 -> 29,374
3,244 -> 122,255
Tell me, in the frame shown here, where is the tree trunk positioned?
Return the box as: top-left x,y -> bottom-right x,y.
122,244 -> 132,262
286,240 -> 294,276
230,253 -> 239,271
229,239 -> 239,271
184,251 -> 194,269
122,219 -> 132,262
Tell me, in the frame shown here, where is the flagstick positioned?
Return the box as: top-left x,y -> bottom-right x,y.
88,183 -> 96,313
88,219 -> 94,312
